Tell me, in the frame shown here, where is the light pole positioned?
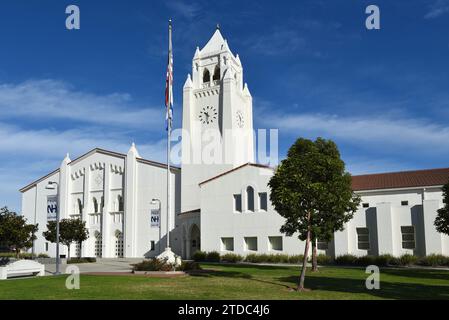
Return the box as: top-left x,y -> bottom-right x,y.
46,181 -> 60,275
151,199 -> 162,254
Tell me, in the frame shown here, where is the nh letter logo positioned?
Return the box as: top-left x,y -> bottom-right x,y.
66,5 -> 80,30
365,5 -> 380,30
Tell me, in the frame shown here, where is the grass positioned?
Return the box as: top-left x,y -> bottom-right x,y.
0,263 -> 449,300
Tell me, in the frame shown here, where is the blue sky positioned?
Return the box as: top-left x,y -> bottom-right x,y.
1,0 -> 449,211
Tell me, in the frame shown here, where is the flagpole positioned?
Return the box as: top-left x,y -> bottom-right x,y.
166,19 -> 172,250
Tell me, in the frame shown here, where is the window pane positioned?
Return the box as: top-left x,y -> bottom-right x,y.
244,237 -> 258,251
269,236 -> 283,251
247,187 -> 254,212
234,194 -> 242,212
259,192 -> 267,211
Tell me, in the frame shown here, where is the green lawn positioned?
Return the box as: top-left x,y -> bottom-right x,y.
1,264 -> 448,300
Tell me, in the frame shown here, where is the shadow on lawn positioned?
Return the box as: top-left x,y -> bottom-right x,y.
193,264 -> 449,299
380,268 -> 449,282
278,275 -> 449,299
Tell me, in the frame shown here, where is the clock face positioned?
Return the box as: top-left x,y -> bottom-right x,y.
236,110 -> 244,128
198,106 -> 218,125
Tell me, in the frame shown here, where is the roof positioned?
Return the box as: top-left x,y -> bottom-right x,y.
200,29 -> 226,54
199,163 -> 273,186
351,167 -> 449,191
199,163 -> 449,192
19,147 -> 180,193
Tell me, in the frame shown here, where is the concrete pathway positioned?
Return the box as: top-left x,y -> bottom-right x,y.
44,258 -> 144,275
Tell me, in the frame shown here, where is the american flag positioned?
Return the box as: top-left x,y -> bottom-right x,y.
165,20 -> 173,130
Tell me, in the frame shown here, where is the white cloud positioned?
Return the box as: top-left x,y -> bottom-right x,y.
266,113 -> 449,151
165,1 -> 202,20
425,0 -> 449,19
0,79 -> 163,129
0,79 -> 169,212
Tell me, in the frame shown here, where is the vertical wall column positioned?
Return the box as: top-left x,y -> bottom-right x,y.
124,144 -> 139,258
82,168 -> 92,257
423,199 -> 443,255
102,163 -> 112,257
376,202 -> 395,255
58,154 -> 71,257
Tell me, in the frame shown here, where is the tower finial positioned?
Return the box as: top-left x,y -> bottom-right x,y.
216,23 -> 220,30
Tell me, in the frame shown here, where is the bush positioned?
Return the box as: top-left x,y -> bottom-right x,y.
355,255 -> 377,266
316,254 -> 333,265
192,251 -> 207,262
132,258 -> 174,271
335,254 -> 358,265
220,253 -> 243,263
375,254 -> 396,266
67,257 -> 96,264
398,254 -> 418,266
418,254 -> 449,267
37,253 -> 49,258
243,253 -> 304,264
0,252 -> 34,259
178,261 -> 202,271
206,251 -> 220,262
288,255 -> 304,264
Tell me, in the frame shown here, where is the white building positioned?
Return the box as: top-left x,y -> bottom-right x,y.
20,28 -> 449,259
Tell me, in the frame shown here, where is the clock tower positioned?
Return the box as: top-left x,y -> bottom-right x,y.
181,27 -> 254,213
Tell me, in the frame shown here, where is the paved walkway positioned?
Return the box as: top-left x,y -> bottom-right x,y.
44,258 -> 143,275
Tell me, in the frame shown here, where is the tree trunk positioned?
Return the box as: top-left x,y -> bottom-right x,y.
15,249 -> 20,259
298,212 -> 311,291
67,245 -> 71,260
311,237 -> 318,272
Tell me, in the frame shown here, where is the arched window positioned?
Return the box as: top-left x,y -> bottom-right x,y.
93,197 -> 98,213
213,65 -> 220,81
203,69 -> 210,83
247,186 -> 255,212
115,230 -> 124,258
77,199 -> 83,214
118,195 -> 124,212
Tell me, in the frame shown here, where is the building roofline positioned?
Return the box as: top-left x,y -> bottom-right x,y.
19,147 -> 181,193
352,167 -> 449,178
199,162 -> 273,186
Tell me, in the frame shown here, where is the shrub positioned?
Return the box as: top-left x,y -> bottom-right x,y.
206,251 -> 220,262
178,261 -> 202,271
288,255 -> 304,264
132,258 -> 174,271
37,253 -> 49,258
355,255 -> 377,266
375,254 -> 396,266
335,254 -> 358,265
398,254 -> 418,266
67,257 -> 96,264
418,254 -> 449,267
192,251 -> 207,262
316,254 -> 333,265
244,253 -> 260,263
220,253 -> 243,263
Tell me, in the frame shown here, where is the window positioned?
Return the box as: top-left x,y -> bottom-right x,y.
401,200 -> 409,206
317,239 -> 328,250
150,241 -> 155,251
77,199 -> 83,214
401,226 -> 416,249
268,236 -> 283,251
94,232 -> 102,257
247,186 -> 254,212
221,237 -> 234,251
115,231 -> 123,258
118,195 -> 124,212
75,243 -> 81,258
213,65 -> 220,81
203,69 -> 210,83
244,237 -> 258,251
234,194 -> 242,212
93,197 -> 98,213
362,203 -> 370,208
100,196 -> 104,213
357,228 -> 370,250
45,242 -> 49,251
259,192 -> 268,211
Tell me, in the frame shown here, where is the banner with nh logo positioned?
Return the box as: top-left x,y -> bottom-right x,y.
150,209 -> 160,227
47,196 -> 58,221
